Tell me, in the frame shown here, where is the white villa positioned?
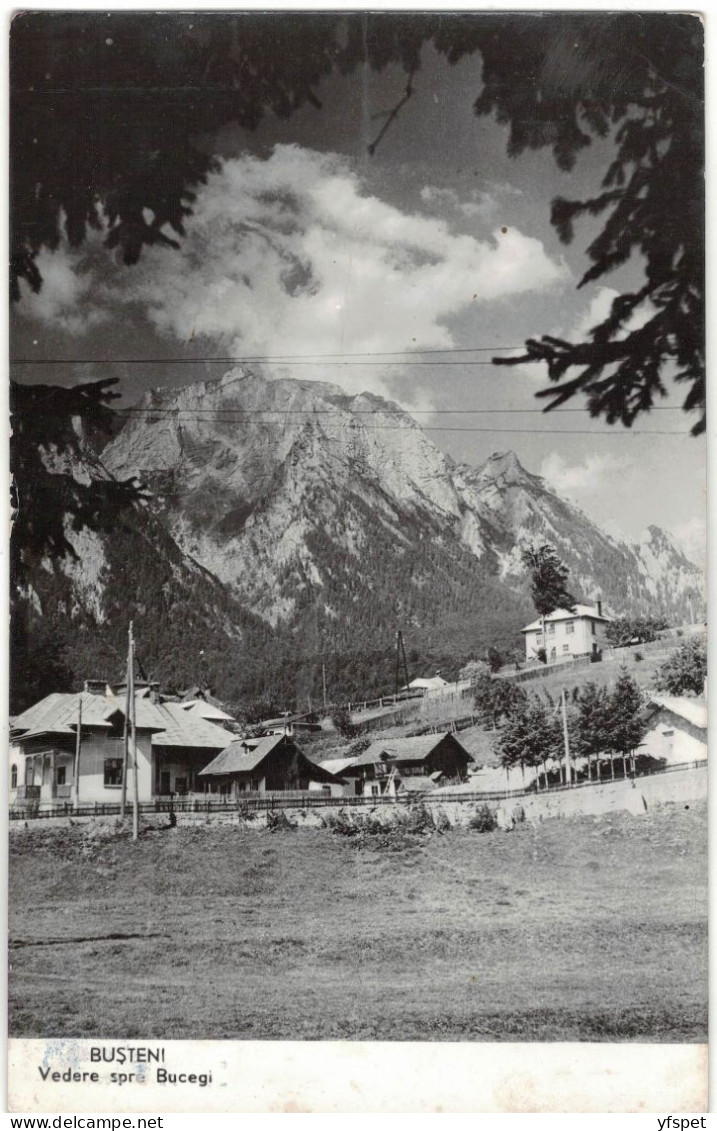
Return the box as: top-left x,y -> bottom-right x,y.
521,602 -> 611,663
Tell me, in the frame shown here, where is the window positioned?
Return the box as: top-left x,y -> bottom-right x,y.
547,623 -> 555,635
56,766 -> 66,786
565,621 -> 575,635
535,633 -> 543,645
592,622 -> 596,635
371,784 -> 380,796
10,765 -> 17,789
104,758 -> 123,787
563,644 -> 570,653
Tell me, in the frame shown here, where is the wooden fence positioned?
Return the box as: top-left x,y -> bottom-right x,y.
9,759 -> 706,821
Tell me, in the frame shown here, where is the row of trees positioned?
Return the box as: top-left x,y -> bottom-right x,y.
478,669 -> 648,788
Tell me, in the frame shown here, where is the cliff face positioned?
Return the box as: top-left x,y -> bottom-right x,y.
103,368 -> 703,628
15,367 -> 703,709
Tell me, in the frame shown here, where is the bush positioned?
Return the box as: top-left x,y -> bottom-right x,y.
266,809 -> 297,832
469,803 -> 496,833
655,638 -> 707,696
331,706 -> 357,738
634,651 -> 643,662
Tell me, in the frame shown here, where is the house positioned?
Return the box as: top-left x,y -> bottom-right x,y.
342,732 -> 472,797
642,696 -> 707,765
10,687 -> 234,808
403,675 -> 449,694
198,733 -> 342,795
178,698 -> 237,725
256,713 -> 323,737
313,757 -> 362,797
521,602 -> 611,663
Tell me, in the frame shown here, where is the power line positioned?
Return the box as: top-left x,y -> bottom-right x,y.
114,405 -> 682,416
10,343 -> 528,365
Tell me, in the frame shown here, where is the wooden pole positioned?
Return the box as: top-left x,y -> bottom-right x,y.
73,697 -> 82,811
129,622 -> 139,841
561,688 -> 572,787
121,658 -> 130,818
322,661 -> 328,713
400,631 -> 410,698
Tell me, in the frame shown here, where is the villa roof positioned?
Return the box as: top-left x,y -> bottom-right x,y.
521,604 -> 611,633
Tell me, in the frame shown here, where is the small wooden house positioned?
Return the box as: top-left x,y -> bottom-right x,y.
198,733 -> 341,795
642,696 -> 707,765
343,732 -> 472,797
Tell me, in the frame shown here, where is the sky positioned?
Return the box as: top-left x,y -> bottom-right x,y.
11,24 -> 706,561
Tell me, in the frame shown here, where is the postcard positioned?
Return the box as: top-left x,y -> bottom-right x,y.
8,9 -> 707,1114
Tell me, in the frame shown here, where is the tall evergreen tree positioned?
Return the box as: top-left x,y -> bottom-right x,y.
572,681 -> 613,782
608,666 -> 647,777
496,695 -> 561,789
521,544 -> 577,662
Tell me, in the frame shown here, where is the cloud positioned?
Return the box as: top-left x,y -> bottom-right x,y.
420,181 -> 521,222
18,146 -> 568,401
669,514 -> 707,558
539,451 -> 632,495
18,241 -> 110,336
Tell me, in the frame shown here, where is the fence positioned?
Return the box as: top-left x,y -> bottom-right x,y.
9,759 -> 706,821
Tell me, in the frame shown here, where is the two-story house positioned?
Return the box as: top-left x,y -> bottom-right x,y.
521,602 -> 611,663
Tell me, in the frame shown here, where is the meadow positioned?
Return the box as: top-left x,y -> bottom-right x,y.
9,802 -> 707,1042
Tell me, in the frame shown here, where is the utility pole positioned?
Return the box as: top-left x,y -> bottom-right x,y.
73,697 -> 82,811
561,688 -> 572,787
121,654 -> 130,819
395,630 -> 410,698
128,621 -> 139,841
322,661 -> 328,713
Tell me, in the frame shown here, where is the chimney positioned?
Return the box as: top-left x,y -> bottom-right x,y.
84,678 -> 107,695
596,599 -> 603,617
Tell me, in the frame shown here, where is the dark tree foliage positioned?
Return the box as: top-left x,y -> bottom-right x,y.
521,543 -> 577,620
605,615 -> 668,648
571,681 -> 613,778
475,14 -> 705,434
12,13 -> 704,431
473,672 -> 527,729
496,694 -> 561,779
654,637 -> 707,696
10,379 -> 148,585
608,667 -> 647,760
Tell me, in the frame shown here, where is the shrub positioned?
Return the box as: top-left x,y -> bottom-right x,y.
266,809 -> 296,832
331,706 -> 357,738
469,804 -> 496,833
634,651 -> 643,662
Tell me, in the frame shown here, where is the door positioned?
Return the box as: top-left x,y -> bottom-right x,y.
159,771 -> 171,795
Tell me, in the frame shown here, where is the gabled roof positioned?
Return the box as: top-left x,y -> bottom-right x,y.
348,732 -> 469,768
199,734 -> 285,776
179,700 -> 235,723
319,756 -> 359,776
521,604 -> 611,632
12,691 -> 233,749
12,692 -> 128,739
199,734 -> 341,783
150,703 -> 234,748
647,696 -> 707,732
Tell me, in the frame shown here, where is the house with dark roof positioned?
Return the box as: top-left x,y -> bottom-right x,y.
199,733 -> 342,795
11,688 -> 234,808
341,732 -> 472,798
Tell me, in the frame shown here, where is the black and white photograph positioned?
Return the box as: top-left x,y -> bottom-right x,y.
8,8 -> 707,1111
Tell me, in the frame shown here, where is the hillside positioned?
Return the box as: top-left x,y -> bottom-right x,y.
12,368 -> 704,712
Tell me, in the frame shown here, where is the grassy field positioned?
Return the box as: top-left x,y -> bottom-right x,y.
10,802 -> 707,1042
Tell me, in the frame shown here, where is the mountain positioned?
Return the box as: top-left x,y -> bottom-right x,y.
14,368 -> 704,712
